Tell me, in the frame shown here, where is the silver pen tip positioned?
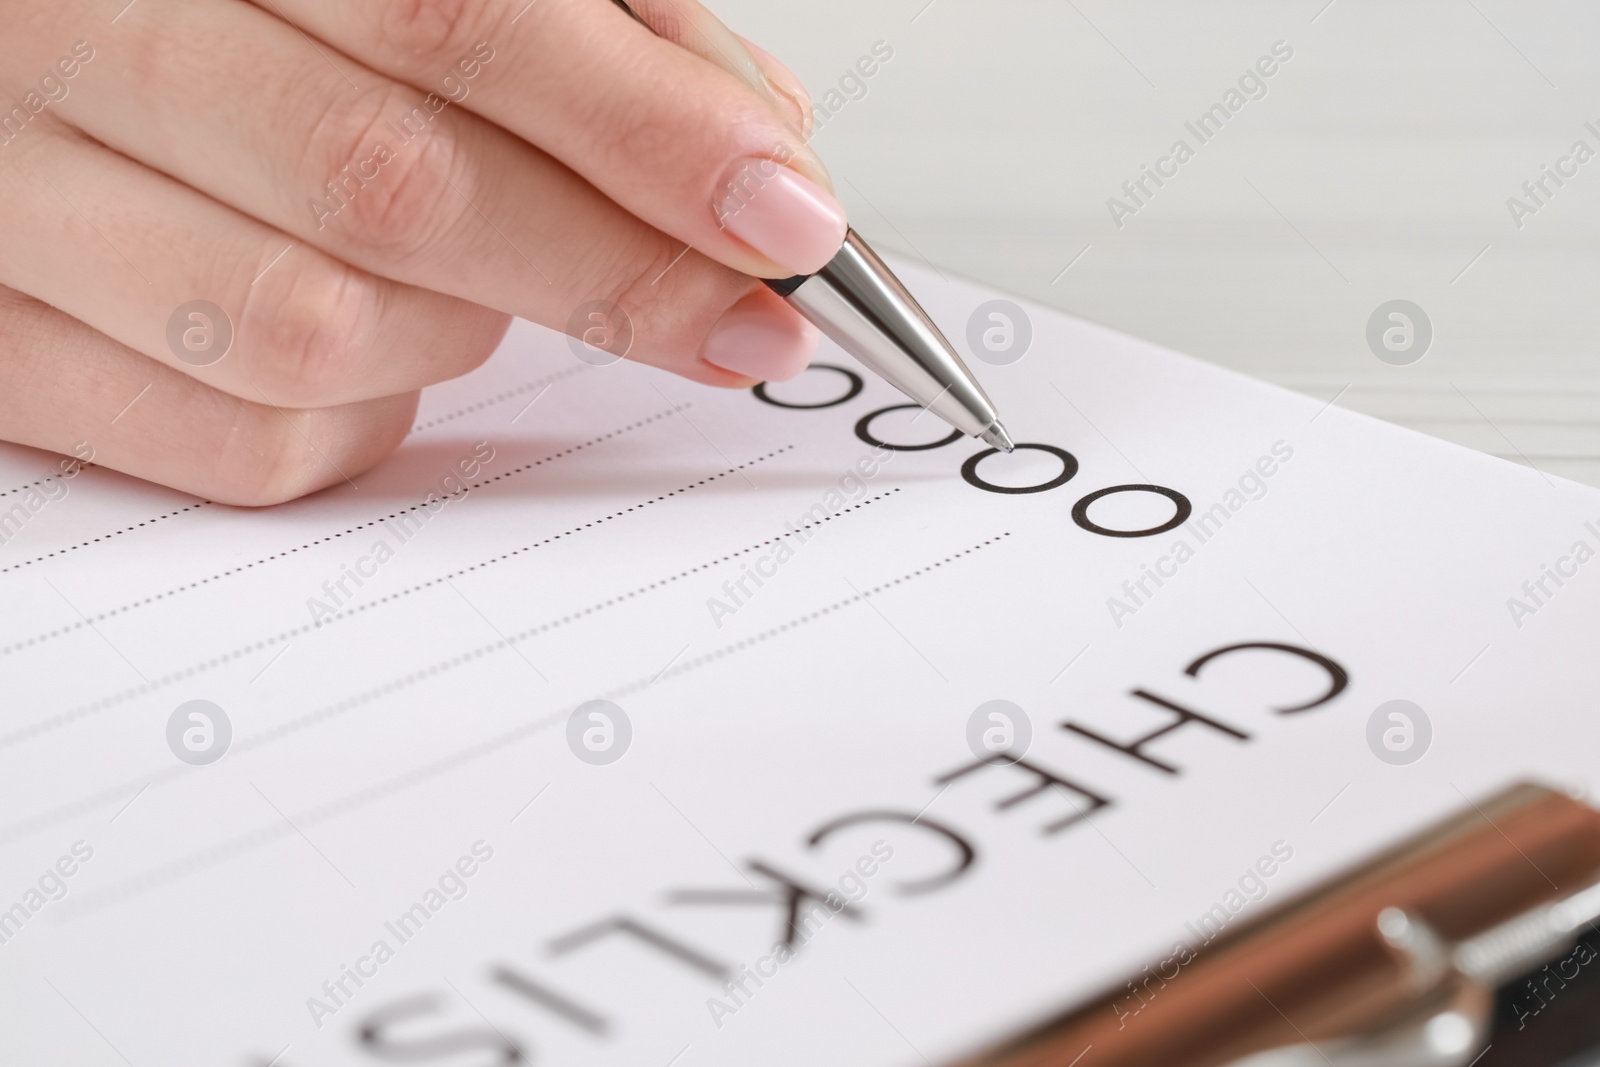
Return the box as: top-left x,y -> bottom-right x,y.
980,422 -> 1015,453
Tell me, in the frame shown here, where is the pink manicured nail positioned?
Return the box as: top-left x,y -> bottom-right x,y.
701,289 -> 819,382
713,159 -> 847,276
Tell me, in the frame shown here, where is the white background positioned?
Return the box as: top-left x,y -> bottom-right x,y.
718,0 -> 1600,485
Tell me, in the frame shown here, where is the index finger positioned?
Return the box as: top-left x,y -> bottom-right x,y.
256,0 -> 849,278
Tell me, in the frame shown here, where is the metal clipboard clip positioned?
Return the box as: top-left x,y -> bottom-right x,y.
958,782 -> 1600,1067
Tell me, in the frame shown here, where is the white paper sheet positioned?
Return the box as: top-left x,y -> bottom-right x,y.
1,262 -> 1597,1067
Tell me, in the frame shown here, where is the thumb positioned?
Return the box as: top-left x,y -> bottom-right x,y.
619,1 -> 820,172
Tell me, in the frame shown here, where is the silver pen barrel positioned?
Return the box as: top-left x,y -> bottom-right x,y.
771,230 -> 1013,449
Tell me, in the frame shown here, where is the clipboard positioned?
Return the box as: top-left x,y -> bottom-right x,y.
953,782 -> 1600,1067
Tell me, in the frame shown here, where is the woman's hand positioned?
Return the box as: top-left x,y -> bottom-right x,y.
0,0 -> 843,503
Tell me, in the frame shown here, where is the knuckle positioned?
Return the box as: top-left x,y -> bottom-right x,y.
579,93 -> 727,205
214,399 -> 412,507
198,393 -> 314,506
589,239 -> 682,337
449,303 -> 514,375
609,238 -> 740,339
237,257 -> 379,406
247,419 -> 336,505
376,0 -> 498,67
0,285 -> 49,343
306,86 -> 469,264
214,412 -> 328,506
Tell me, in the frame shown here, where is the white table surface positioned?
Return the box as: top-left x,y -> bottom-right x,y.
716,0 -> 1600,486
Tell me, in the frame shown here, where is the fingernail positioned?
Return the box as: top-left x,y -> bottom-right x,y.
701,289 -> 819,382
714,159 -> 847,276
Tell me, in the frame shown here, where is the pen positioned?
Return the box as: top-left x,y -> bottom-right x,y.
611,0 -> 1015,452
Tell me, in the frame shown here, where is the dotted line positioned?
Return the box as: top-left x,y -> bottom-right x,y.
0,464 -> 97,501
3,508 -> 983,857
0,470 -> 85,501
0,446 -> 805,750
239,526 -> 999,754
294,450 -> 844,642
0,502 -> 211,576
243,480 -> 893,750
0,767 -> 187,845
410,366 -> 589,433
603,533 -> 1012,699
0,476 -> 53,500
0,407 -> 685,649
54,534 -> 1007,909
64,711 -> 567,915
